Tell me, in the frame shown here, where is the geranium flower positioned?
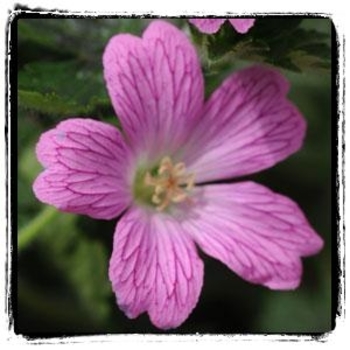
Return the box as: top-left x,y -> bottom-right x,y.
33,20 -> 323,330
189,18 -> 255,34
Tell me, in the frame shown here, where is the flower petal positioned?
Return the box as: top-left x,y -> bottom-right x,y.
33,118 -> 133,219
188,19 -> 226,34
179,182 -> 323,290
103,20 -> 204,162
109,206 -> 204,329
184,65 -> 306,183
228,19 -> 255,33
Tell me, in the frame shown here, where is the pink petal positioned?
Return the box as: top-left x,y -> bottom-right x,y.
33,118 -> 133,219
109,206 -> 204,329
188,19 -> 226,34
103,20 -> 204,162
228,19 -> 255,33
183,65 -> 306,183
180,182 -> 323,290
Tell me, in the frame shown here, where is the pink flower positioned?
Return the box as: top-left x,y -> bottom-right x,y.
189,18 -> 255,34
33,20 -> 323,330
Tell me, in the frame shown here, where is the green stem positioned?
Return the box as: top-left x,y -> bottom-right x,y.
18,206 -> 58,251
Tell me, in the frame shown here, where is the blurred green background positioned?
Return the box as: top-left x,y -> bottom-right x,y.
16,17 -> 333,334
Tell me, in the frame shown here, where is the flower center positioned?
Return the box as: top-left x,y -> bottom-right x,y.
142,156 -> 195,211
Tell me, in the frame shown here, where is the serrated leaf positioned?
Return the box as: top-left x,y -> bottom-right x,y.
18,60 -> 110,116
19,90 -> 85,115
192,18 -> 331,74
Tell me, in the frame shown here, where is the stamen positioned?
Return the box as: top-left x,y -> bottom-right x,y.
144,156 -> 195,211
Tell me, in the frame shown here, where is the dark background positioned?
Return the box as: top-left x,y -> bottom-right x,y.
15,16 -> 334,335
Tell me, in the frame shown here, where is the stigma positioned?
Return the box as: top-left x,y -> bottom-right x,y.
144,156 -> 195,211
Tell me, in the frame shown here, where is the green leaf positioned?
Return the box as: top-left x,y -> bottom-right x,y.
18,90 -> 85,115
191,18 -> 331,73
18,60 -> 110,116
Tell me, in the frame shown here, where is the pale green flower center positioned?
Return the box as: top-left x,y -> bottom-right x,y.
133,156 -> 195,211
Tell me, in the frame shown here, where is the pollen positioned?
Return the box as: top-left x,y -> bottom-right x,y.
144,156 -> 195,211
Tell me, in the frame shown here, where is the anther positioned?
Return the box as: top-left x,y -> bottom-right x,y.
144,156 -> 195,211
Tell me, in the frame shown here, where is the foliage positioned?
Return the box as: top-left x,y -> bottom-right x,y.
191,17 -> 331,73
19,61 -> 109,116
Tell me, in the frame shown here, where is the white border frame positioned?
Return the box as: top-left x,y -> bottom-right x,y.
1,1 -> 346,348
